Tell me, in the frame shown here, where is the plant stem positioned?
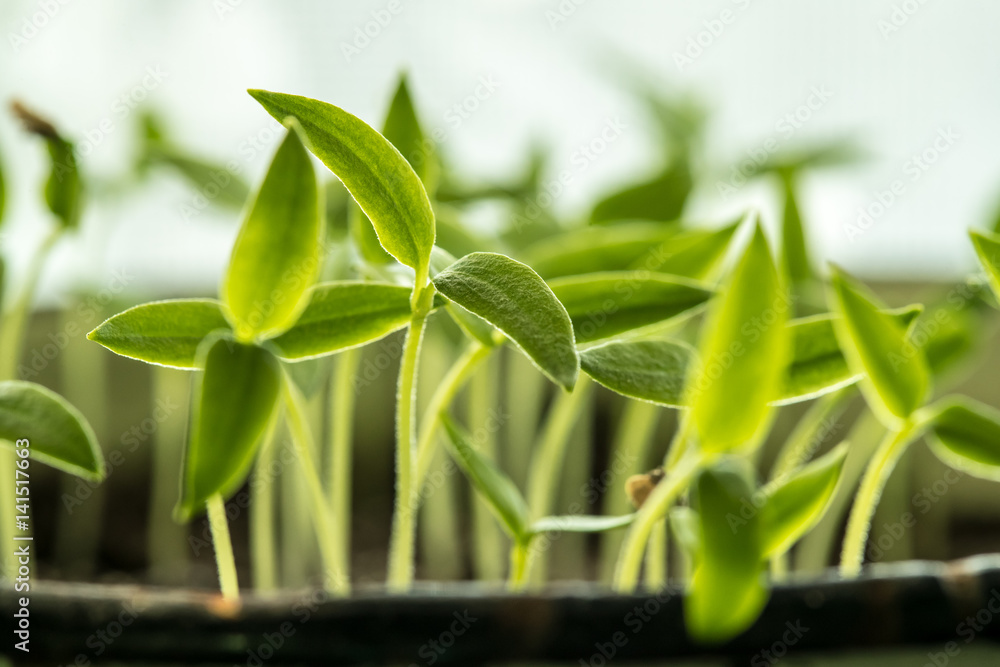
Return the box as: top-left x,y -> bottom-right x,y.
283,376 -> 347,595
770,386 -> 853,483
386,304 -> 431,592
414,340 -> 490,489
507,541 -> 530,592
599,400 -> 661,582
468,354 -> 505,581
328,348 -> 360,588
250,408 -> 282,593
839,420 -> 917,577
614,450 -> 704,592
644,520 -> 667,588
206,494 -> 239,601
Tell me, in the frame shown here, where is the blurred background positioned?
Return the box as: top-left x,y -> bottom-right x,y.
3,0 -> 1000,594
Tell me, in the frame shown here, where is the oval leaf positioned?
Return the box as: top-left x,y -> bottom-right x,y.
441,414 -> 530,541
87,299 -> 230,369
829,266 -> 930,423
433,252 -> 578,390
686,459 -> 767,643
529,514 -> 634,536
0,381 -> 103,480
222,124 -> 322,340
430,247 -> 498,347
971,229 -> 1000,302
249,89 -> 435,282
177,336 -> 281,520
579,339 -> 693,407
269,281 -> 414,360
687,223 -> 790,453
926,397 -> 1000,482
548,272 -> 713,344
760,444 -> 847,557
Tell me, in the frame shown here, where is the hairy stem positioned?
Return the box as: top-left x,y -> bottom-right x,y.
328,348 -> 360,588
839,420 -> 917,577
283,376 -> 347,595
207,494 -> 239,600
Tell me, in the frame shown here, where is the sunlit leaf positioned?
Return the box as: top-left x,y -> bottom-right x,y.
688,222 -> 790,453
441,413 -> 530,541
926,396 -> 1000,482
549,272 -> 713,343
433,252 -> 578,390
0,381 -> 103,480
579,339 -> 692,407
529,513 -> 634,535
686,459 -> 767,643
177,335 -> 281,520
250,89 -> 435,281
829,266 -> 930,423
87,299 -> 230,369
269,282 -> 415,360
760,444 -> 847,557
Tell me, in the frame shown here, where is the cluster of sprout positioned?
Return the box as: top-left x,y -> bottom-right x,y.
3,76 -> 1000,644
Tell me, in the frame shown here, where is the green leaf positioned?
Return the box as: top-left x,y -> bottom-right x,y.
177,336 -> 281,520
249,89 -> 435,282
441,413 -> 530,541
779,175 -> 812,284
829,266 -> 930,422
590,162 -> 691,224
87,299 -> 230,369
669,506 -> 701,560
0,381 -> 103,480
579,339 -> 693,407
44,135 -> 83,229
521,222 -> 679,279
777,305 -> 922,405
222,124 -> 322,340
633,223 -> 739,281
269,281 -> 415,360
529,513 -> 634,535
970,230 -> 1000,302
760,444 -> 847,557
926,396 -> 1000,482
686,459 -> 767,643
432,252 -> 578,390
549,272 -> 713,344
146,147 -> 250,210
382,73 -> 435,187
429,247 -> 498,347
688,223 -> 790,453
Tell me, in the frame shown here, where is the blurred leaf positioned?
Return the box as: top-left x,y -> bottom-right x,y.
529,513 -> 634,535
669,506 -> 701,560
0,381 -> 103,481
686,459 -> 767,643
349,199 -> 394,266
250,89 -> 435,281
757,141 -> 866,176
324,179 -> 351,238
269,281 -> 415,360
760,444 -> 847,557
926,396 -> 1000,482
919,302 -> 978,378
777,305 -> 921,405
579,339 -> 692,407
0,142 -> 6,228
222,124 -> 322,340
429,247 -> 497,347
521,222 -> 679,279
829,266 -> 930,423
688,223 -> 790,453
779,175 -> 812,284
44,136 -> 83,230
433,252 -> 579,390
149,148 -> 250,209
88,299 -> 230,369
970,230 -> 1000,302
590,162 -> 691,225
177,336 -> 281,520
434,206 -> 493,259
548,272 -> 713,343
382,73 -> 436,188
634,223 -> 739,281
442,413 -> 530,542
